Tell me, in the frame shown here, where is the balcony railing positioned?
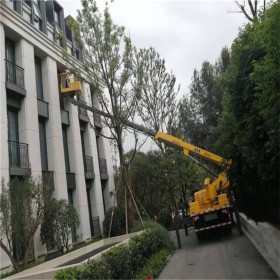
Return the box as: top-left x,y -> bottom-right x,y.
84,155 -> 94,179
8,141 -> 30,168
5,59 -> 25,89
99,158 -> 109,180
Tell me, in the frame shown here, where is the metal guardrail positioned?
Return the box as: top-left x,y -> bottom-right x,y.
8,141 -> 30,168
5,59 -> 25,89
90,216 -> 101,238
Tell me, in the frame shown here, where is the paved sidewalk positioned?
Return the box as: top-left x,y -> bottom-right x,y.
159,227 -> 277,279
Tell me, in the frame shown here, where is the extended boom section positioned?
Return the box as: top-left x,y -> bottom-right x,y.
154,131 -> 231,167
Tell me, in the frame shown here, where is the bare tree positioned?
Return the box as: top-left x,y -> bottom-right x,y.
234,0 -> 267,21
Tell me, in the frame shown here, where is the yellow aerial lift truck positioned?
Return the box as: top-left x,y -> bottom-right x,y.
62,90 -> 242,240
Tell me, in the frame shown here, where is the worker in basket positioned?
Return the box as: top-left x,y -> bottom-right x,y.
64,68 -> 74,88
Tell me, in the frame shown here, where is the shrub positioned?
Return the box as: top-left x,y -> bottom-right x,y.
132,219 -> 166,232
54,226 -> 172,280
134,248 -> 170,279
55,267 -> 78,280
103,207 -> 126,237
102,245 -> 132,279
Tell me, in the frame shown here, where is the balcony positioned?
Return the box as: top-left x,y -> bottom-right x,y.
8,141 -> 31,176
78,100 -> 90,123
37,99 -> 49,119
84,155 -> 94,180
94,112 -> 102,129
99,158 -> 109,180
66,172 -> 76,190
60,108 -> 70,125
5,60 -> 26,97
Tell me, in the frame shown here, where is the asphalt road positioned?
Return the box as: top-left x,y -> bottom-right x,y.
159,227 -> 278,279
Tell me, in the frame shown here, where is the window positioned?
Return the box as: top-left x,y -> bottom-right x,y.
54,10 -> 60,30
6,0 -> 16,10
34,56 -> 44,100
62,126 -> 70,173
39,119 -> 48,171
7,109 -> 19,166
74,48 -> 79,60
32,0 -> 42,31
5,38 -> 15,63
8,109 -> 19,142
5,38 -> 16,84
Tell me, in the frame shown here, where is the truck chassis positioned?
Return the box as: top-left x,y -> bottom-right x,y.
191,207 -> 232,240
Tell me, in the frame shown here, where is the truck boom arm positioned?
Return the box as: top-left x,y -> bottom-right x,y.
70,98 -> 231,170
154,132 -> 231,168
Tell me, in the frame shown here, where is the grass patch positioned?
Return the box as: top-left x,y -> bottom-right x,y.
134,248 -> 171,279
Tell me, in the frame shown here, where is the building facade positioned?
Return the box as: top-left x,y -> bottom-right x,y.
0,0 -> 115,272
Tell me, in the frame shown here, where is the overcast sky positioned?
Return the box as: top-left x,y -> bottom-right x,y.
63,0 -> 247,152
63,0 -> 246,94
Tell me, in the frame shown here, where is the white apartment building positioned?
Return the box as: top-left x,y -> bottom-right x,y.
0,0 -> 115,272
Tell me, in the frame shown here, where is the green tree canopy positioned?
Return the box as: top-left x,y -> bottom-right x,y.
217,1 -> 280,224
179,47 -> 230,153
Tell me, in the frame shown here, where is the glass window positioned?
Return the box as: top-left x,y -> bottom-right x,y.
8,109 -> 19,166
5,38 -> 16,84
6,0 -> 16,10
34,56 -> 44,99
33,2 -> 42,31
54,10 -> 60,26
5,38 -> 15,63
62,126 -> 70,173
39,119 -> 48,171
75,48 -> 79,60
7,109 -> 18,142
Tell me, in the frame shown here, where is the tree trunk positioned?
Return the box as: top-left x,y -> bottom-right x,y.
122,164 -> 134,232
0,240 -> 20,272
116,129 -> 134,233
23,234 -> 35,269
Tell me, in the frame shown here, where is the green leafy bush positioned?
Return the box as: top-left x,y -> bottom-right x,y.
54,226 -> 172,280
134,248 -> 170,279
54,267 -> 78,280
102,207 -> 126,237
102,245 -> 132,279
132,219 -> 166,232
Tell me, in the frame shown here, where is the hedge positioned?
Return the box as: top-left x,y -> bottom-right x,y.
55,226 -> 172,280
134,248 -> 170,279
